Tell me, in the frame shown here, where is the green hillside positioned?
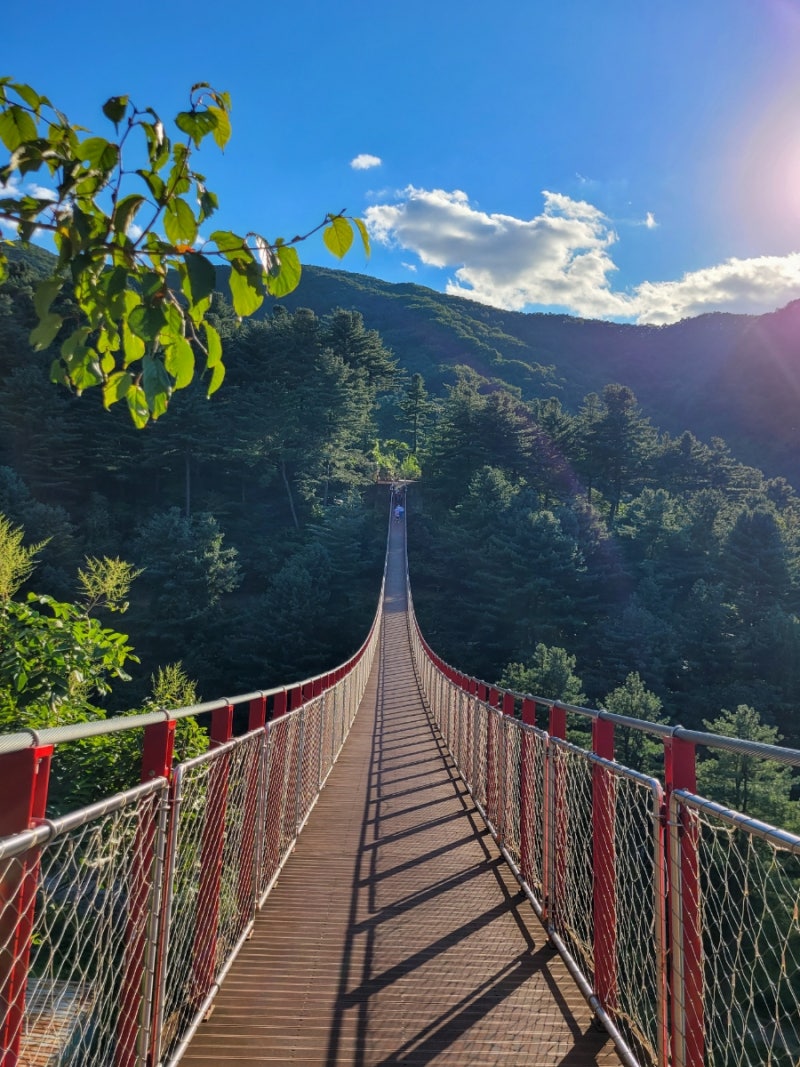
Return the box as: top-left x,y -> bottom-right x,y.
265,265 -> 800,483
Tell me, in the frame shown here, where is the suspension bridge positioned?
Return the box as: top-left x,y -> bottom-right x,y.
1,514 -> 799,1066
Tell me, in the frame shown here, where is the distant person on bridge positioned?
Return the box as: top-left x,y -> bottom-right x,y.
394,504 -> 405,522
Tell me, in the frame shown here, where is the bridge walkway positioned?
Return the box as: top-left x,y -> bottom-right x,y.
182,525 -> 622,1066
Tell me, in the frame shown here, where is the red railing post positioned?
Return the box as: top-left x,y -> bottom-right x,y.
665,735 -> 703,1067
519,698 -> 536,886
191,703 -> 233,1005
272,688 -> 287,719
141,719 -> 176,782
592,716 -> 617,1012
248,693 -> 267,731
0,746 -> 52,1067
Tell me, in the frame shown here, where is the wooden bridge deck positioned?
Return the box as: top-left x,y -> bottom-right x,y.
182,526 -> 622,1066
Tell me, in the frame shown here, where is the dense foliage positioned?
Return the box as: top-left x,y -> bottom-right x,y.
2,242 -> 800,824
0,255 -> 392,713
408,371 -> 800,761
0,80 -> 369,425
263,264 -> 800,487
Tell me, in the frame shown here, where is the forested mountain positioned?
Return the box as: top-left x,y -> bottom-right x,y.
3,245 -> 800,813
264,264 -> 800,485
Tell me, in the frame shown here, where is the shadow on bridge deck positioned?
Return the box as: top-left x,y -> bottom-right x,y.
181,524 -> 622,1066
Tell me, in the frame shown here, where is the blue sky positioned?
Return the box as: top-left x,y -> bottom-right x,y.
3,0 -> 800,323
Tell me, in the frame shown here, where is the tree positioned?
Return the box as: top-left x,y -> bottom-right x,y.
698,705 -> 798,827
399,372 -> 429,453
127,509 -> 241,665
602,672 -> 668,775
0,80 -> 369,424
321,309 -> 396,390
722,507 -> 792,625
0,516 -> 138,730
499,643 -> 586,705
577,385 -> 655,522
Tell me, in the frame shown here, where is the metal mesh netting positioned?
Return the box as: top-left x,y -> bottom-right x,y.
549,740 -> 594,977
518,725 -> 546,899
673,795 -> 800,1067
485,708 -> 504,832
155,731 -> 264,1064
297,697 -> 323,829
5,781 -> 167,1067
409,618 -> 800,1067
501,716 -> 522,861
601,764 -> 665,1067
471,698 -> 488,811
0,605 -> 380,1067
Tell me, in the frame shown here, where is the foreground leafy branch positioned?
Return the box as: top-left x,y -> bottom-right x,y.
0,78 -> 370,425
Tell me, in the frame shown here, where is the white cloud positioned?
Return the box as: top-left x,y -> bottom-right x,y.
365,186 -> 632,319
634,254 -> 800,324
364,186 -> 800,324
401,261 -> 417,272
350,154 -> 382,171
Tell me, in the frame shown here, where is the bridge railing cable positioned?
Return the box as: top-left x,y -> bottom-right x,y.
406,575 -> 800,1067
0,528 -> 388,1067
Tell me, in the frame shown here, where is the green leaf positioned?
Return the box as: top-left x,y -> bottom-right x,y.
353,217 -> 371,258
122,321 -> 145,367
207,360 -> 225,397
33,278 -> 63,319
185,293 -> 211,327
228,257 -> 264,316
126,385 -> 149,428
79,136 -> 119,173
11,83 -> 43,114
265,245 -> 302,298
102,96 -> 129,125
137,168 -> 166,203
208,105 -> 232,149
112,193 -> 145,234
175,109 -> 218,147
60,327 -> 91,360
128,304 -> 166,343
323,215 -> 354,259
70,359 -> 104,393
182,251 -> 216,305
49,358 -> 68,386
209,229 -> 246,262
203,322 -> 222,367
164,197 -> 198,245
142,354 -> 172,416
0,106 -> 37,151
30,313 -> 62,351
163,336 -> 195,389
103,371 -> 133,408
